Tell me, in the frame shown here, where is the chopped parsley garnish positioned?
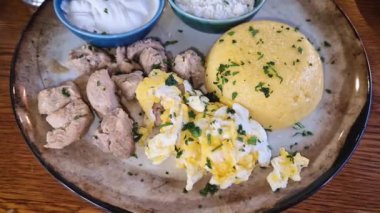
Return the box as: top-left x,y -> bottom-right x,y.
263,61 -> 283,83
298,47 -> 303,54
227,31 -> 235,36
232,92 -> 238,100
219,39 -> 224,43
212,144 -> 223,152
152,63 -> 162,70
247,136 -> 257,145
205,92 -> 219,102
293,122 -> 305,130
207,134 -> 212,145
175,146 -> 183,158
286,152 -> 297,163
182,122 -> 202,138
232,39 -> 237,44
206,158 -> 212,169
218,128 -> 223,135
61,88 -> 70,97
188,110 -> 196,119
249,26 -> 259,37
237,124 -> 246,135
293,130 -> 313,137
132,122 -> 143,142
256,38 -> 264,45
255,82 -> 273,98
323,41 -> 332,47
165,74 -> 178,86
226,108 -> 235,114
199,183 -> 218,196
213,61 -> 240,92
257,52 -> 264,60
159,122 -> 173,129
164,40 -> 178,47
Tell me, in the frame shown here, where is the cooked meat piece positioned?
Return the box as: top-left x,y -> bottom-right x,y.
112,71 -> 144,101
87,69 -> 120,118
173,50 -> 205,88
38,81 -> 81,115
92,108 -> 135,158
68,45 -> 112,74
115,47 -> 142,74
45,99 -> 93,149
139,47 -> 167,74
152,103 -> 164,126
120,98 -> 144,126
73,74 -> 90,102
46,99 -> 93,129
127,38 -> 164,60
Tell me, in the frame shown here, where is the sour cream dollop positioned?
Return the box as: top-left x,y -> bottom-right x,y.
61,0 -> 159,34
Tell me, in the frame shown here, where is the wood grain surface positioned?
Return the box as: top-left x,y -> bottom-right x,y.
0,0 -> 379,212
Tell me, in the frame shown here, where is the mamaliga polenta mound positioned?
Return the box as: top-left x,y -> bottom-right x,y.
206,20 -> 323,129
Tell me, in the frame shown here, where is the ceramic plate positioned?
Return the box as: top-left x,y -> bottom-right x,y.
10,0 -> 372,212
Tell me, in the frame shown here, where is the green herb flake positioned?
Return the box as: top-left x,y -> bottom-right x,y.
199,183 -> 218,197
188,110 -> 196,119
232,39 -> 237,44
293,130 -> 313,137
293,122 -> 305,130
206,158 -> 212,169
232,92 -> 238,100
323,41 -> 332,47
212,144 -> 223,152
298,47 -> 303,54
249,26 -> 259,37
207,134 -> 212,145
61,88 -> 70,97
152,63 -> 162,70
219,39 -> 224,43
237,124 -> 246,135
286,152 -> 297,163
227,31 -> 235,36
165,74 -> 178,86
247,136 -> 257,145
218,128 -> 223,135
182,122 -> 202,138
263,61 -> 283,83
132,122 -> 143,142
175,146 -> 184,158
255,82 -> 273,98
164,40 -> 178,47
257,52 -> 264,60
159,122 -> 173,129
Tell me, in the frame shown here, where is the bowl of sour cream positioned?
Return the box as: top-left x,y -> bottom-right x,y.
54,0 -> 165,47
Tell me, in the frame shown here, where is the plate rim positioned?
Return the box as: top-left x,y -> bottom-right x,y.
9,0 -> 373,212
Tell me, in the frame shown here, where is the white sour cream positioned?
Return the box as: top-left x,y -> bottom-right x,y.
61,0 -> 159,34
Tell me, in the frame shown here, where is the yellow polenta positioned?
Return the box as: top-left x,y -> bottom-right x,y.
205,21 -> 323,129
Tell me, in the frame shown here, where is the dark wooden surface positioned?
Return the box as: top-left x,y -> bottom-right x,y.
0,0 -> 379,212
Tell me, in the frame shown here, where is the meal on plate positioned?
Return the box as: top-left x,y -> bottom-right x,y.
175,0 -> 256,19
62,0 -> 159,34
37,20 -> 319,193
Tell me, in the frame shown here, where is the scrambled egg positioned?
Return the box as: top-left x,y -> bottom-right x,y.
136,70 -> 273,191
266,148 -> 309,191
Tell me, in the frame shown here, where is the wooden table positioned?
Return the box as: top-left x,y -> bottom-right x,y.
0,0 -> 379,212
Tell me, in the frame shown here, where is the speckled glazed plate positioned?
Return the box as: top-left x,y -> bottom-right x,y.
10,0 -> 372,212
